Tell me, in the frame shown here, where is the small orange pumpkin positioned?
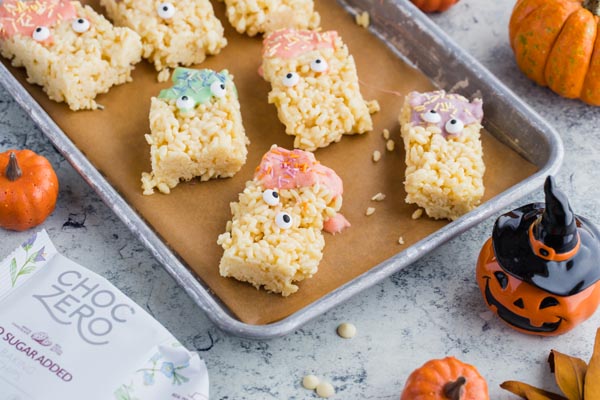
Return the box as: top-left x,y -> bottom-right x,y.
509,0 -> 600,105
410,0 -> 459,13
400,357 -> 489,400
0,150 -> 59,231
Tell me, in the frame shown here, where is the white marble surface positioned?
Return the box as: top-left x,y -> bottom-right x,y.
1,0 -> 600,398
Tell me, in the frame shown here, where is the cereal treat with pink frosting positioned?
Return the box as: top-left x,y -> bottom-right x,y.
400,90 -> 485,220
261,29 -> 375,151
218,145 -> 349,296
0,0 -> 142,110
221,0 -> 320,37
101,0 -> 227,82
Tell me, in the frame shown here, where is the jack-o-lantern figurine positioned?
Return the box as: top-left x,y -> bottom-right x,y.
476,176 -> 600,336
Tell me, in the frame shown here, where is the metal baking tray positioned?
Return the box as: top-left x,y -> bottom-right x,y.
0,0 -> 563,338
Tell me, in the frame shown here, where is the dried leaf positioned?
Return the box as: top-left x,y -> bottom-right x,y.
584,328 -> 600,400
548,350 -> 587,400
500,381 -> 568,400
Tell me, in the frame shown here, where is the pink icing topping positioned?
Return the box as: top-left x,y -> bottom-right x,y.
408,90 -> 483,137
323,214 -> 351,234
262,28 -> 338,59
0,0 -> 76,40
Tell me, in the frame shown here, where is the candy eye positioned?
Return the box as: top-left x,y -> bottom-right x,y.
421,109 -> 441,123
157,2 -> 175,19
72,17 -> 90,33
445,118 -> 464,134
275,211 -> 293,229
282,72 -> 299,87
210,80 -> 226,98
176,95 -> 195,111
262,189 -> 280,206
32,26 -> 50,42
310,58 -> 328,73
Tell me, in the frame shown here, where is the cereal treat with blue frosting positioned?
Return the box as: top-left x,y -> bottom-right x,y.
100,0 -> 227,81
142,68 -> 249,195
0,0 -> 142,110
400,90 -> 485,220
221,0 -> 320,37
261,29 -> 375,151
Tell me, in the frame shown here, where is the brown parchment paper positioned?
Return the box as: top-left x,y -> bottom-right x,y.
3,0 -> 538,325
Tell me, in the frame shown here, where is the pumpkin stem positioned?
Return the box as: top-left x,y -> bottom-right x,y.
443,376 -> 466,400
583,0 -> 600,16
6,152 -> 22,182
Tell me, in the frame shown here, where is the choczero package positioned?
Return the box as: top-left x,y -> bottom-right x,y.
0,231 -> 209,400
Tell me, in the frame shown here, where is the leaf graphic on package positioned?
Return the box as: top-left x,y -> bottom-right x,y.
9,258 -> 17,287
584,329 -> 600,400
548,350 -> 587,400
500,380 -> 567,399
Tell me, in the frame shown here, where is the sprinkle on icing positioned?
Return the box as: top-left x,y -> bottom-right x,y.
262,28 -> 338,59
158,68 -> 235,104
408,90 -> 483,137
0,0 -> 76,39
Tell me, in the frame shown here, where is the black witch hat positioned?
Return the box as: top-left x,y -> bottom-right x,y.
492,176 -> 600,296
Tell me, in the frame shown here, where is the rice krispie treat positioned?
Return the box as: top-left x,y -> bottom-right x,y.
222,0 -> 320,37
261,29 -> 375,151
218,146 -> 350,296
0,0 -> 142,111
400,90 -> 485,220
101,0 -> 227,82
141,68 -> 249,195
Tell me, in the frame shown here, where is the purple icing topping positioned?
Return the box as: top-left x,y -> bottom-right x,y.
408,90 -> 483,137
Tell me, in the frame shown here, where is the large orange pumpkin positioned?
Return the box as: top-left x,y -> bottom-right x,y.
410,0 -> 459,13
0,150 -> 59,231
509,0 -> 600,105
400,357 -> 489,400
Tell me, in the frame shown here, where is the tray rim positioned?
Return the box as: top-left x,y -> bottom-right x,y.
0,0 -> 564,338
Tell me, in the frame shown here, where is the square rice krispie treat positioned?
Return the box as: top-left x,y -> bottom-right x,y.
221,0 -> 320,37
400,90 -> 485,220
142,68 -> 249,195
101,0 -> 227,82
0,0 -> 142,111
261,29 -> 376,151
218,145 -> 350,296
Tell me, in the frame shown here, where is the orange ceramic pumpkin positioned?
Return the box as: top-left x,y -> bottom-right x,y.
410,0 -> 459,13
0,150 -> 59,231
476,177 -> 600,336
509,0 -> 600,105
400,357 -> 489,400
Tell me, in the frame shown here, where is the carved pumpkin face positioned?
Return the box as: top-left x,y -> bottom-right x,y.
477,238 -> 600,336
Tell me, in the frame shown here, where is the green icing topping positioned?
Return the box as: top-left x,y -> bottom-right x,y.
158,68 -> 234,105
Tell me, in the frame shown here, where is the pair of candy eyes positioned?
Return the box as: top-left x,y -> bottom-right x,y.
32,17 -> 91,41
421,109 -> 464,134
263,189 -> 293,229
282,58 -> 329,87
175,81 -> 227,111
493,271 -> 560,309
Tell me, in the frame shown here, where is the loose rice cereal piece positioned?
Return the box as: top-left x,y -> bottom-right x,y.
400,90 -> 485,220
355,11 -> 370,28
365,207 -> 375,216
142,68 -> 249,195
372,150 -> 381,163
411,208 -> 423,220
398,236 -> 405,245
218,146 -> 349,296
222,0 -> 320,37
383,128 -> 390,140
386,139 -> 395,152
101,0 -> 226,81
371,192 -> 386,201
0,0 -> 142,111
261,29 -> 374,151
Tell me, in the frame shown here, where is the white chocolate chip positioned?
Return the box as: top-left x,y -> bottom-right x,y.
371,192 -> 386,201
398,236 -> 405,245
383,129 -> 390,140
412,208 -> 423,220
316,381 -> 335,398
302,375 -> 320,390
337,323 -> 357,339
386,139 -> 395,152
372,150 -> 381,162
366,207 -> 375,216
